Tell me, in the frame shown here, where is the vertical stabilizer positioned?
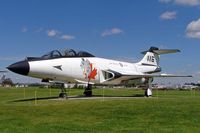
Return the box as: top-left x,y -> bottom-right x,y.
139,47 -> 160,66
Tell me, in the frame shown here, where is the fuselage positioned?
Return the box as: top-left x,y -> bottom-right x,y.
26,57 -> 158,84
7,48 -> 161,85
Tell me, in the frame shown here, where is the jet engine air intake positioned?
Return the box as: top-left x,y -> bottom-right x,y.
100,70 -> 115,83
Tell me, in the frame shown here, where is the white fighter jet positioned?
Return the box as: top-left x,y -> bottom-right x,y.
7,47 -> 191,97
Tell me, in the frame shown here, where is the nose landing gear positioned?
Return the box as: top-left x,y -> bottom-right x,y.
59,83 -> 68,99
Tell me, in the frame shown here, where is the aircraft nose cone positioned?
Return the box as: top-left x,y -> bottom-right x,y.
7,60 -> 30,75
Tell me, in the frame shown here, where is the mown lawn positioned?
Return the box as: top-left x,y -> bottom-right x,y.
0,87 -> 200,133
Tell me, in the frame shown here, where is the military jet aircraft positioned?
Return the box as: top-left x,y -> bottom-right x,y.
7,47 -> 191,98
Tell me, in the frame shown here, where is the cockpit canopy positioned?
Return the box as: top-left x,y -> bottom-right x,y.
41,49 -> 95,59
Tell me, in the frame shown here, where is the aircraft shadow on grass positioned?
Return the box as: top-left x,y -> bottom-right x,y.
10,94 -> 145,102
92,94 -> 144,98
10,96 -> 58,102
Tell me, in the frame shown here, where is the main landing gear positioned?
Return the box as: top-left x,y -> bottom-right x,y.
145,78 -> 153,97
83,84 -> 92,97
57,83 -> 92,98
59,83 -> 68,98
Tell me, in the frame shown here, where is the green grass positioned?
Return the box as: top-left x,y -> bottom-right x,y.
0,87 -> 200,133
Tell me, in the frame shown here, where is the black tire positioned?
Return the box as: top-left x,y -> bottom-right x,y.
59,93 -> 67,98
84,90 -> 92,97
145,90 -> 148,97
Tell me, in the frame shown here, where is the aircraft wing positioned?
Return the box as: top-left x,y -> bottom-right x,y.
99,69 -> 192,84
124,73 -> 192,78
104,69 -> 192,78
113,73 -> 192,83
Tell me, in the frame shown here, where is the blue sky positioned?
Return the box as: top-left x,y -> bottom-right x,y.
0,0 -> 200,83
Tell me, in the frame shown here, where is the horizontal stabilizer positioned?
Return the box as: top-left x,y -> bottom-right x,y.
141,47 -> 180,55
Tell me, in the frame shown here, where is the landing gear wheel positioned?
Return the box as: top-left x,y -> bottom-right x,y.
145,89 -> 148,97
84,89 -> 92,97
145,78 -> 153,97
84,84 -> 92,97
145,88 -> 152,97
58,83 -> 68,99
59,92 -> 67,99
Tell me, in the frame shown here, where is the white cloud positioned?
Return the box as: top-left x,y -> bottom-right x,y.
175,0 -> 200,6
186,64 -> 193,67
160,11 -> 177,20
21,27 -> 28,32
47,29 -> 58,37
101,28 -> 123,37
159,0 -> 200,6
186,18 -> 200,39
60,35 -> 75,40
159,44 -> 167,49
159,0 -> 172,3
46,29 -> 75,40
35,28 -> 43,33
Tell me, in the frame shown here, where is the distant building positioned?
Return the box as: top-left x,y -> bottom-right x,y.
182,85 -> 198,90
154,84 -> 167,89
64,83 -> 87,88
15,83 -> 28,88
64,83 -> 75,88
3,84 -> 12,88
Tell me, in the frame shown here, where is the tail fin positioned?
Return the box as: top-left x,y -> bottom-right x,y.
138,47 -> 180,66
